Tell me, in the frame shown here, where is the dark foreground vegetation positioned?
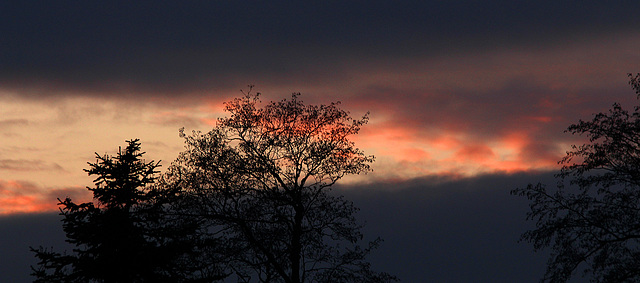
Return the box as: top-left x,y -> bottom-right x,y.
514,74 -> 640,282
31,89 -> 397,283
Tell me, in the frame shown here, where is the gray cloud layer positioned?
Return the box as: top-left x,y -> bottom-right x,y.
339,172 -> 557,281
2,1 -> 639,97
1,171 -> 557,282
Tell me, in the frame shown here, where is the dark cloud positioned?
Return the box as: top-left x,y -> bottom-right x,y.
1,1 -> 638,97
0,213 -> 66,283
1,171 -> 558,282
149,112 -> 207,129
349,75 -> 638,167
336,171 -> 558,282
355,77 -> 635,136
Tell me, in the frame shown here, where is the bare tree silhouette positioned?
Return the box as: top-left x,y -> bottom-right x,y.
163,89 -> 397,282
513,74 -> 640,282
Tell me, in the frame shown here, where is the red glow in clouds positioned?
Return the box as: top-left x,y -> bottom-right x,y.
0,180 -> 90,215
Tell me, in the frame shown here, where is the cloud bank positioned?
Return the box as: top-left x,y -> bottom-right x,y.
1,1 -> 639,211
2,1 -> 639,97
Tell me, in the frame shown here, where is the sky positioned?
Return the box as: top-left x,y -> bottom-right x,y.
1,1 -> 640,282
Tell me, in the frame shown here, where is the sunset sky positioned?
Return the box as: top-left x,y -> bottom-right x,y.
2,1 -> 640,282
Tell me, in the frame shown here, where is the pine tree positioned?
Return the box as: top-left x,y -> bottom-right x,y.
32,139 -> 226,282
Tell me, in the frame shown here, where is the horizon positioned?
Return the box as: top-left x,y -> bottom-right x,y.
1,1 -> 639,282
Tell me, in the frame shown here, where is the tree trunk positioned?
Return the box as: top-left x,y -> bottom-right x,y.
289,196 -> 304,283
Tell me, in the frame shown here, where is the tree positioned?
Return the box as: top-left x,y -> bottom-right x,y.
31,139 -> 226,282
512,73 -> 640,282
163,89 -> 397,282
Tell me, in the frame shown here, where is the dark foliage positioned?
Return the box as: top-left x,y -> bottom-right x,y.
512,74 -> 640,282
163,89 -> 397,282
31,139 -> 226,282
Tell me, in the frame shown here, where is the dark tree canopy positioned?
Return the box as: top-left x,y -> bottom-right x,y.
513,74 -> 640,282
31,90 -> 396,282
31,139 -> 224,283
163,89 -> 396,282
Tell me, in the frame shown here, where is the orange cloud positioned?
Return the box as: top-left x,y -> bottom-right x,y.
150,110 -> 206,129
528,116 -> 552,123
353,118 -> 562,180
0,180 -> 90,215
399,148 -> 430,163
0,159 -> 65,171
455,145 -> 496,163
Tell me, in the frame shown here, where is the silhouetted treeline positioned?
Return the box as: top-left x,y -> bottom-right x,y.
31,90 -> 397,283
